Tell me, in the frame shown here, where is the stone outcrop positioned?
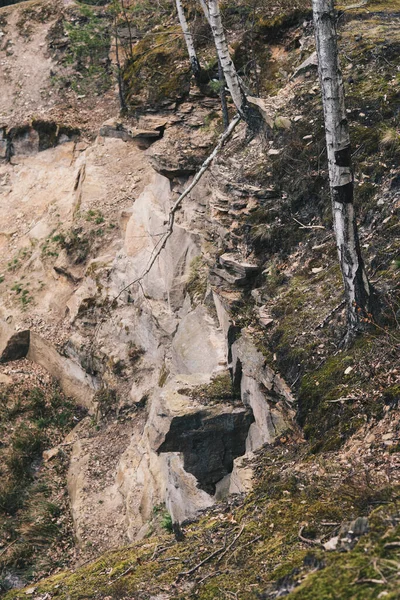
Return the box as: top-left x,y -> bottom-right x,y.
0,105 -> 297,551
0,320 -> 96,410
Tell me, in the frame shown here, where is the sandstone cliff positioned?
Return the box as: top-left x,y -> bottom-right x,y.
0,0 -> 400,598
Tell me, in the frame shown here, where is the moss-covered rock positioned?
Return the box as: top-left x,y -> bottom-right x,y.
123,28 -> 191,109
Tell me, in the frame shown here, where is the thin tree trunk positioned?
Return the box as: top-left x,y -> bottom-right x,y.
313,0 -> 373,336
202,0 -> 248,118
175,0 -> 201,80
218,58 -> 229,129
120,0 -> 134,59
114,15 -> 127,112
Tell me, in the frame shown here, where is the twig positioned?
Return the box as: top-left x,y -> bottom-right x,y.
178,524 -> 245,578
112,114 -> 241,304
384,542 -> 400,549
109,564 -> 135,584
198,571 -> 221,585
178,545 -> 226,578
315,300 -> 345,329
151,545 -> 171,560
353,578 -> 385,585
298,525 -> 322,546
0,539 -> 18,558
291,216 -> 325,230
216,525 -> 245,563
326,397 -> 357,403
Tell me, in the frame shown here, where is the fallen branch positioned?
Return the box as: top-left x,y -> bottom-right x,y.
353,578 -> 385,585
315,300 -> 346,329
0,539 -> 18,558
326,397 -> 358,404
109,564 -> 135,584
216,524 -> 245,563
177,545 -> 226,578
178,524 -> 245,578
291,216 -> 325,230
198,571 -> 222,585
384,542 -> 400,549
298,525 -> 322,546
112,114 -> 241,304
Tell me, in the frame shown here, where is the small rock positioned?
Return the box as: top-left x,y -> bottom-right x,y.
311,267 -> 323,274
25,588 -> 36,596
274,116 -> 291,130
323,535 -> 339,551
43,447 -> 60,462
258,306 -> 274,327
344,366 -> 353,375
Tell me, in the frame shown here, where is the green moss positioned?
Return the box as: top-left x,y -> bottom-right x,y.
4,441 -> 400,600
187,372 -> 240,405
185,256 -> 208,304
297,335 -> 387,451
123,28 -> 191,108
257,8 -> 312,39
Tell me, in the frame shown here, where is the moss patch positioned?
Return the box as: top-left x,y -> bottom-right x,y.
123,28 -> 191,109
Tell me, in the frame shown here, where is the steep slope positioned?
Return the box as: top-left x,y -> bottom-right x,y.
0,0 -> 400,598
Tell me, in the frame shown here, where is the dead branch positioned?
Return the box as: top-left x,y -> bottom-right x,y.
0,539 -> 18,557
298,525 -> 322,546
353,578 -> 385,585
112,114 -> 241,304
177,545 -> 226,578
109,564 -> 135,584
291,216 -> 325,230
216,524 -> 245,563
178,524 -> 245,578
315,300 -> 346,329
198,571 -> 222,585
384,542 -> 400,549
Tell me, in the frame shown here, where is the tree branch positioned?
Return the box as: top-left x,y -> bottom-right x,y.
112,114 -> 241,303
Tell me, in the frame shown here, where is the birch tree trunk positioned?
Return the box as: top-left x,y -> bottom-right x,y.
218,58 -> 230,129
201,0 -> 250,120
313,0 -> 374,336
175,0 -> 201,80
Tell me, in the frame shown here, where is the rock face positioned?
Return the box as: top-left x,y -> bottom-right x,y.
0,321 -> 96,410
231,334 -> 294,452
0,101 -> 297,553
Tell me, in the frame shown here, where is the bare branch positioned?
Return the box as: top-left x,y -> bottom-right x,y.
111,114 -> 241,304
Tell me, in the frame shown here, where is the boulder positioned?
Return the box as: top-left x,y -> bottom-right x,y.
28,333 -> 97,411
292,51 -> 318,78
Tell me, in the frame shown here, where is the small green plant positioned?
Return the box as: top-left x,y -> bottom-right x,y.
11,282 -> 33,309
85,209 -> 104,224
65,5 -> 111,94
161,512 -> 173,533
7,258 -> 20,271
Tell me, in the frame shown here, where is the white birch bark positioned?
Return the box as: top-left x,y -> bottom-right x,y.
175,0 -> 201,79
201,0 -> 248,118
313,0 -> 372,334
